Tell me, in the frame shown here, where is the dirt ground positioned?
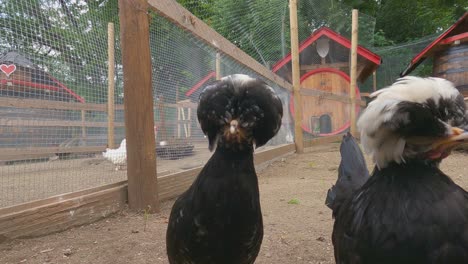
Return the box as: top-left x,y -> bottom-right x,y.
1,143 -> 468,264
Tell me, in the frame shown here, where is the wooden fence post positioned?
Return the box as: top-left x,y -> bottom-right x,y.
349,9 -> 359,136
81,110 -> 86,140
289,0 -> 303,153
108,22 -> 116,149
372,71 -> 377,92
216,52 -> 221,80
118,0 -> 160,213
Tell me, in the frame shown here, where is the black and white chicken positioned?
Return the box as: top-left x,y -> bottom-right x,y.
166,74 -> 283,264
331,76 -> 468,264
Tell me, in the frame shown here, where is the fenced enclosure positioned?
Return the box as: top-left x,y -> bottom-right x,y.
1,0 -> 441,239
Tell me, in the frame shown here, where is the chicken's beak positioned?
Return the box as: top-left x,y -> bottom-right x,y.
229,120 -> 239,134
431,127 -> 468,152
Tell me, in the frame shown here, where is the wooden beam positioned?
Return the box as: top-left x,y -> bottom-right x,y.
0,97 -> 197,112
304,134 -> 344,148
300,89 -> 367,107
254,144 -> 296,165
215,52 -> 221,80
108,22 -> 116,149
0,182 -> 127,240
146,0 -> 292,91
300,62 -> 349,71
289,0 -> 304,154
0,143 -> 300,239
373,71 -> 377,92
349,9 -> 359,136
0,119 -> 192,129
0,97 -> 108,112
0,146 -> 106,161
81,110 -> 87,139
119,0 -> 160,213
0,118 -> 125,128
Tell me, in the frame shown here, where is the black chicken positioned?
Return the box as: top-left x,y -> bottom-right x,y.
331,76 -> 468,264
166,74 -> 283,264
325,132 -> 369,213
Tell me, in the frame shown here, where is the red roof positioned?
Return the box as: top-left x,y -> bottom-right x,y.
401,12 -> 468,76
185,71 -> 216,97
0,51 -> 85,102
271,27 -> 381,73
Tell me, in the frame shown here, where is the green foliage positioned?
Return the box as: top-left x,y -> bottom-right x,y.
287,198 -> 300,205
0,0 -> 120,103
374,0 -> 466,43
2,0 -> 466,105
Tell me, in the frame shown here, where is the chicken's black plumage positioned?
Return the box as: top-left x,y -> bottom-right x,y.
332,77 -> 468,264
166,74 -> 283,264
333,162 -> 468,264
325,132 -> 369,215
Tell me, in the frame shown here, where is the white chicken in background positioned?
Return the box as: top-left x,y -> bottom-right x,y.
102,139 -> 127,171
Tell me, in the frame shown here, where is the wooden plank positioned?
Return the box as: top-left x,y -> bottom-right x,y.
373,71 -> 377,92
0,97 -> 107,112
0,118 -> 192,128
349,9 -> 359,136
147,0 -> 293,91
216,52 -> 221,80
0,182 -> 127,240
300,88 -> 367,107
0,143 -> 306,239
119,0 -> 160,213
0,146 -> 106,161
81,110 -> 87,138
300,62 -> 349,71
304,134 -> 344,149
289,0 -> 304,154
254,144 -> 295,165
0,118 -> 125,128
0,97 -> 196,112
108,22 -> 116,149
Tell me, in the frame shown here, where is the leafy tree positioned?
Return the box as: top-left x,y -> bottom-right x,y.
0,0 -> 119,103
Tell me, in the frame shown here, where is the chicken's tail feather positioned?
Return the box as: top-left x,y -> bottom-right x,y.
325,132 -> 370,214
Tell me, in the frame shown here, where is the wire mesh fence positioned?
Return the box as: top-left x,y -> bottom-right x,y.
361,35 -> 438,92
0,0 -> 125,207
148,5 -> 294,172
0,0 -> 446,209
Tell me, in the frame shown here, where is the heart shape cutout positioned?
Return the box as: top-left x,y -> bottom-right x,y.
0,64 -> 17,77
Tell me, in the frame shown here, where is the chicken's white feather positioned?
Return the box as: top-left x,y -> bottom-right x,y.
102,139 -> 127,167
358,76 -> 459,168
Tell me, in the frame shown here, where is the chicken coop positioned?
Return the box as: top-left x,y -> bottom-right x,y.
0,51 -> 87,152
401,12 -> 468,96
272,27 -> 381,136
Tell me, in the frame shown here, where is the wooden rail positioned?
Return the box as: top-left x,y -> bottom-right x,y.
147,0 -> 293,91
300,88 -> 367,107
304,133 -> 345,148
0,143 -> 296,240
0,97 -> 196,111
0,146 -> 106,162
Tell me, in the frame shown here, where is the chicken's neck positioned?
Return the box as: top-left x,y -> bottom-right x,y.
199,145 -> 257,182
373,160 -> 442,180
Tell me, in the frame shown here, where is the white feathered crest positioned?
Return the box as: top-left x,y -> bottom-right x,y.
357,76 -> 460,168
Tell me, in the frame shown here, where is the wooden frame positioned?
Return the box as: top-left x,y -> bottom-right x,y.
0,0 -> 371,241
146,0 -> 293,91
0,143 -> 295,240
289,0 -> 304,154
0,181 -> 127,240
119,0 -> 160,212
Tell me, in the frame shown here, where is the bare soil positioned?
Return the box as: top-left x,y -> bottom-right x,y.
1,143 -> 468,264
